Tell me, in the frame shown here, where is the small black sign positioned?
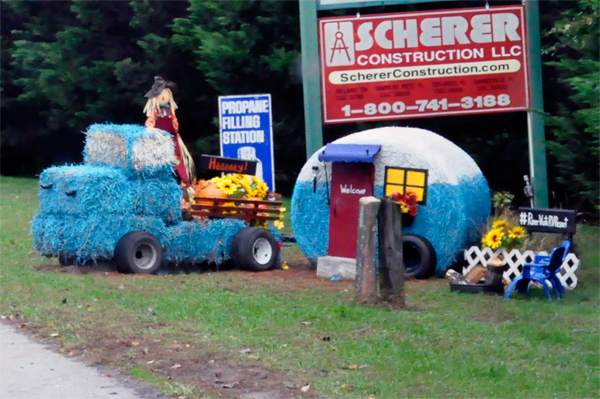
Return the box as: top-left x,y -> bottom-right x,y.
199,155 -> 257,175
518,207 -> 576,235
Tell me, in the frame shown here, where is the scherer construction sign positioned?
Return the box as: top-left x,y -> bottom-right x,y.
319,5 -> 529,123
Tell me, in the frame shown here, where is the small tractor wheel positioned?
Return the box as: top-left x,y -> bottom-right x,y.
231,227 -> 279,272
114,231 -> 163,274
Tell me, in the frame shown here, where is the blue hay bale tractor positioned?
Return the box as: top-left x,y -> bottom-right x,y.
32,124 -> 282,274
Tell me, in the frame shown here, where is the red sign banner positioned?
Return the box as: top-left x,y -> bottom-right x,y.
318,6 -> 530,124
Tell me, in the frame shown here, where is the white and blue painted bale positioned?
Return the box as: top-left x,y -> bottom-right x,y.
84,123 -> 175,179
32,213 -> 169,262
38,166 -> 182,221
291,126 -> 490,274
33,214 -> 250,264
163,219 -> 248,264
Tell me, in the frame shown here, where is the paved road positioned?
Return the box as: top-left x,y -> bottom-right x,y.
0,324 -> 162,399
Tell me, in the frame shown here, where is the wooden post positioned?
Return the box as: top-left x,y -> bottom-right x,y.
355,196 -> 381,303
377,198 -> 405,307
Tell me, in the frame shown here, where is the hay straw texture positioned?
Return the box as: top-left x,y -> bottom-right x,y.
33,123 -> 256,265
33,214 -> 247,264
291,126 -> 490,274
38,166 -> 181,221
84,124 -> 175,177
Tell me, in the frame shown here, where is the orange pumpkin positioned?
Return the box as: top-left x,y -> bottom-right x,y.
196,184 -> 227,205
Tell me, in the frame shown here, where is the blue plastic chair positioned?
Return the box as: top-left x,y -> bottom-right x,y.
504,241 -> 571,300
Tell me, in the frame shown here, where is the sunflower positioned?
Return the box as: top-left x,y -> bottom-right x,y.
508,226 -> 526,239
492,219 -> 508,229
483,228 -> 504,249
215,179 -> 239,196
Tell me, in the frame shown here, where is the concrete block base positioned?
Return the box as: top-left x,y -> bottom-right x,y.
316,256 -> 357,279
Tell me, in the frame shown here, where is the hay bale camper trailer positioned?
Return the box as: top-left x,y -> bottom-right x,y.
33,124 -> 281,274
291,127 -> 490,278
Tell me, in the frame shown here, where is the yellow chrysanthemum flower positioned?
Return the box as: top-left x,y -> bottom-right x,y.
508,226 -> 526,239
492,219 -> 508,229
273,220 -> 285,230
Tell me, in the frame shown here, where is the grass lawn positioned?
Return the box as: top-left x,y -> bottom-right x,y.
1,176 -> 599,398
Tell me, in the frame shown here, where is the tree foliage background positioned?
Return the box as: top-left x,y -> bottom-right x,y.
1,0 -> 598,216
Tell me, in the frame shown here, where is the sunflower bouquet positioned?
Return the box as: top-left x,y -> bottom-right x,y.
481,218 -> 528,251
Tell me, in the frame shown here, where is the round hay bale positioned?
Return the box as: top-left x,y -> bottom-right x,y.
291,126 -> 490,274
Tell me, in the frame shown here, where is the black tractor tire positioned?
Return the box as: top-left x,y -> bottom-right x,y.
402,234 -> 437,279
114,231 -> 163,274
58,252 -> 76,266
231,227 -> 279,272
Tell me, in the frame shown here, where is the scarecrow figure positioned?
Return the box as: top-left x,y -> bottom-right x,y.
143,76 -> 196,185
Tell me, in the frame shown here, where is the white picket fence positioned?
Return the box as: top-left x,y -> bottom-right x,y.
463,246 -> 580,290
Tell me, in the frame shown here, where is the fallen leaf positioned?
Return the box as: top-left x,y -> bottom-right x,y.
359,365 -> 369,369
170,364 -> 182,369
67,351 -> 75,357
240,348 -> 251,354
345,364 -> 358,370
118,284 -> 125,290
215,372 -> 222,379
147,360 -> 154,364
131,341 -> 140,346
222,383 -> 236,389
18,324 -> 27,329
0,315 -> 5,320
301,384 -> 310,392
50,333 -> 60,337
106,291 -> 111,295
168,344 -> 181,349
47,323 -> 54,327
28,251 -> 37,256
301,321 -> 311,326
282,262 -> 289,270
86,305 -> 92,311
92,298 -> 98,302
142,348 -> 149,355
342,384 -> 355,391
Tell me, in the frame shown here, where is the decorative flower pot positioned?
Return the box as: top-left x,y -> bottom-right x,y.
463,246 -> 580,290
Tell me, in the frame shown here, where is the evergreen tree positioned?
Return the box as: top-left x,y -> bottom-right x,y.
543,0 -> 599,215
172,0 -> 305,191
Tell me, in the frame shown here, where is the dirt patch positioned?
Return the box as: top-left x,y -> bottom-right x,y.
22,255 -> 434,398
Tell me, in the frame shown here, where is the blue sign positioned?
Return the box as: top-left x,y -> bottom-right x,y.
219,94 -> 275,191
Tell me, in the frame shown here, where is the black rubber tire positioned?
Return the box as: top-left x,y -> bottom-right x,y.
402,234 -> 437,279
231,227 -> 279,272
114,231 -> 163,274
58,252 -> 76,266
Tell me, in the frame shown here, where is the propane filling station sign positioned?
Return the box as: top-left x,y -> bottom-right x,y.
319,5 -> 529,123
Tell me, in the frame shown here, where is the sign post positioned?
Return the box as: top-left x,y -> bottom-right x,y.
218,94 -> 276,191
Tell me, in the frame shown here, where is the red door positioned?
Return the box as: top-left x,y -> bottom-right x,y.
328,162 -> 375,258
